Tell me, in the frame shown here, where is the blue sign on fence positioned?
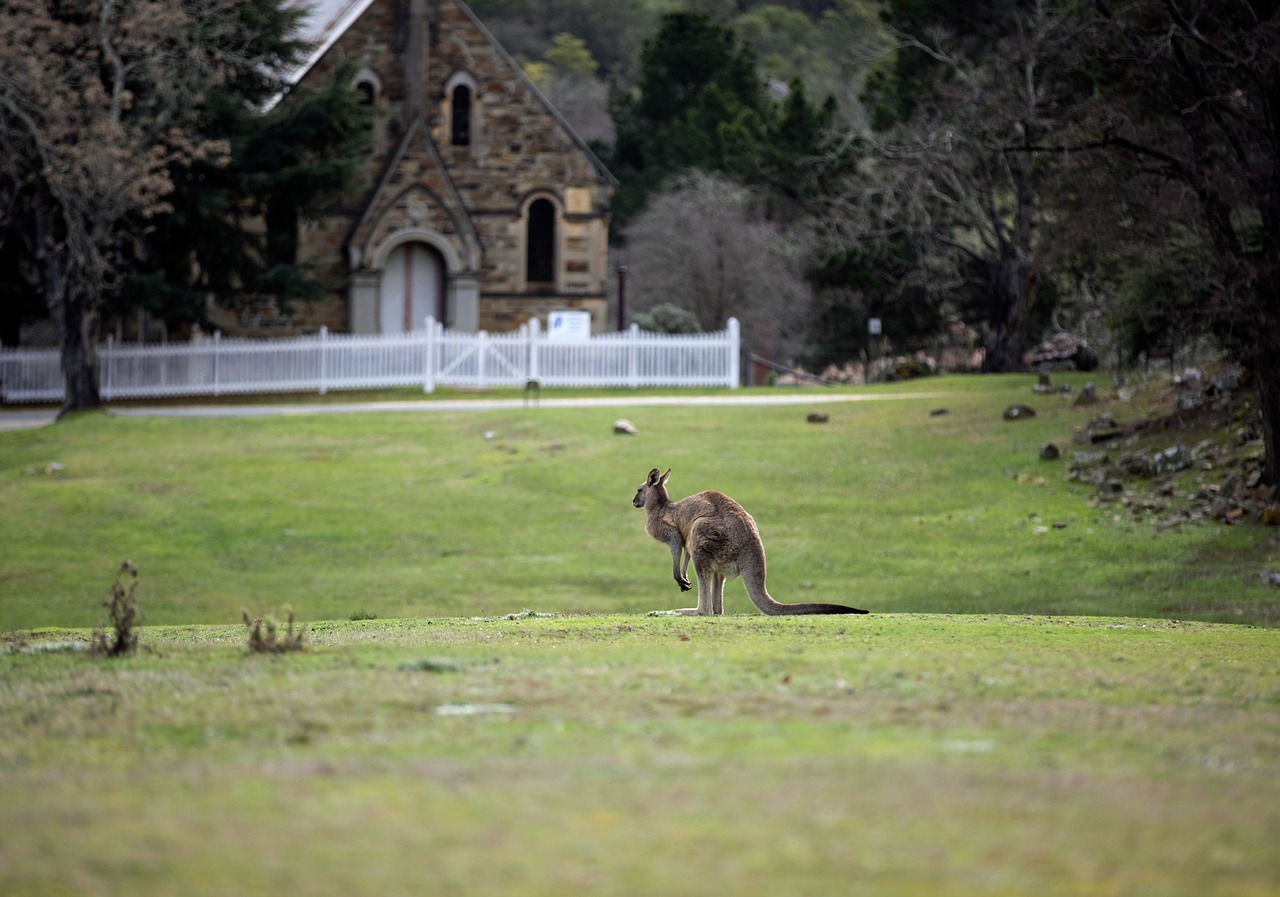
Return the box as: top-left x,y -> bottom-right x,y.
547,311 -> 591,341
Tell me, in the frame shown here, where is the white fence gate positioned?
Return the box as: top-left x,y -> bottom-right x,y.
0,317 -> 741,403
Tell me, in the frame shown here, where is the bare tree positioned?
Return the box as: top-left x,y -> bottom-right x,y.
0,0 -> 240,414
819,0 -> 1091,371
623,169 -> 814,357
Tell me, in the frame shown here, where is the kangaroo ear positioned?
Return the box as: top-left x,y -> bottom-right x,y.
647,468 -> 661,484
659,468 -> 672,485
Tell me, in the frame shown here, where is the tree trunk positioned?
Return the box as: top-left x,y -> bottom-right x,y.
1246,266 -> 1280,487
31,182 -> 102,416
1258,362 -> 1280,488
57,290 -> 101,417
980,253 -> 1033,373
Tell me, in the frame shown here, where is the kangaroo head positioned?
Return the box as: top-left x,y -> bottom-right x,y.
633,467 -> 671,509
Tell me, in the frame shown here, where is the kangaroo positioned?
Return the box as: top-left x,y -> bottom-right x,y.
632,468 -> 869,616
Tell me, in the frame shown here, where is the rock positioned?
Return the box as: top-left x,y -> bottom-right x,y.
1003,404 -> 1036,420
1175,367 -> 1204,391
1210,369 -> 1241,394
1176,392 -> 1205,412
1119,453 -> 1155,477
1033,373 -> 1057,394
613,419 -> 638,435
1152,445 -> 1192,475
806,411 -> 829,424
1039,443 -> 1061,461
1026,332 -> 1100,372
1072,382 -> 1098,406
930,408 -> 950,417
1073,451 -> 1109,466
1074,410 -> 1123,444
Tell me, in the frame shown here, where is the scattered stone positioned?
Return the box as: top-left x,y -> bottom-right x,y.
1039,443 -> 1061,461
1175,367 -> 1204,391
1003,404 -> 1036,420
45,461 -> 64,475
1072,382 -> 1098,406
1074,410 -> 1124,444
1210,370 -> 1240,394
1176,392 -> 1205,412
806,411 -> 829,424
1260,570 -> 1280,586
1032,373 -> 1071,395
1118,452 -> 1155,478
1152,445 -> 1192,475
613,419 -> 638,435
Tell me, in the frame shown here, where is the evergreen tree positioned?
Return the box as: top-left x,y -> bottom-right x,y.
116,1 -> 372,332
606,12 -> 773,229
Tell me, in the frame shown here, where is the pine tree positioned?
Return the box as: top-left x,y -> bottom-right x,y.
116,1 -> 372,332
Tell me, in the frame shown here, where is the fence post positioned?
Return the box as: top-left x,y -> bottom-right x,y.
101,335 -> 113,401
318,326 -> 328,396
527,317 -> 541,384
212,331 -> 221,397
423,315 -> 436,393
727,317 -> 741,388
477,331 -> 488,388
628,323 -> 640,389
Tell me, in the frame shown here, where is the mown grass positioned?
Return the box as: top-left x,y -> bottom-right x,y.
1,614 -> 1277,896
2,376 -> 1278,894
1,374 -> 1277,630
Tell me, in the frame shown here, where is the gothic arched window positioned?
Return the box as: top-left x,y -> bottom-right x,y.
451,84 -> 471,146
526,198 -> 555,285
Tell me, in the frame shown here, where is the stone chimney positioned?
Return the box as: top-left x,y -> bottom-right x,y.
405,0 -> 430,119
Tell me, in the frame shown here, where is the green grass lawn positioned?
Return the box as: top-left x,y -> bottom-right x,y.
1,614 -> 1277,896
2,375 -> 1278,895
1,374 -> 1277,630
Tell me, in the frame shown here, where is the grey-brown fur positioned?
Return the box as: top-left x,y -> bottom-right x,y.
632,468 -> 869,616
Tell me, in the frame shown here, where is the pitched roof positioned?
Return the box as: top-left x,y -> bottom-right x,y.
276,0 -> 616,185
281,0 -> 375,87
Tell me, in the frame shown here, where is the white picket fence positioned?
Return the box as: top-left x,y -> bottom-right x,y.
0,317 -> 741,403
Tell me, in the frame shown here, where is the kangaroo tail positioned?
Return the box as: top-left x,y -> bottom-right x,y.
774,602 -> 870,615
744,573 -> 869,616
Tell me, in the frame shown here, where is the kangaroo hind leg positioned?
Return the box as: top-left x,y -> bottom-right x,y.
709,574 -> 726,614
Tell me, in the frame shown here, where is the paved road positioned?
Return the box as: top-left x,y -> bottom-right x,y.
0,390 -> 944,431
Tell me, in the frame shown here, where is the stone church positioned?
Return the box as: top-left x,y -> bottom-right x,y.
236,0 -> 616,336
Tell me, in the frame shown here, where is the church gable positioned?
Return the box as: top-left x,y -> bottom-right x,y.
350,119 -> 481,272
283,0 -> 614,336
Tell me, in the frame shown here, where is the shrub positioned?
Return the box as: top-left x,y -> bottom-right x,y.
91,560 -> 140,657
243,606 -> 305,654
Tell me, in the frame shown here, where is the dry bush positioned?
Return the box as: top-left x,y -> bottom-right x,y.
91,560 -> 140,657
243,607 -> 305,654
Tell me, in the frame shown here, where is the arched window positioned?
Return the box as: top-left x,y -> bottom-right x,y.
451,84 -> 471,146
354,69 -> 381,108
526,198 -> 556,285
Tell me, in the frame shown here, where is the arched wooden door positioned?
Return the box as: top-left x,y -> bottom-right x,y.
381,242 -> 443,332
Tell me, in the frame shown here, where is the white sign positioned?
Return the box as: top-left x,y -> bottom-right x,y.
868,317 -> 882,336
548,310 -> 592,341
